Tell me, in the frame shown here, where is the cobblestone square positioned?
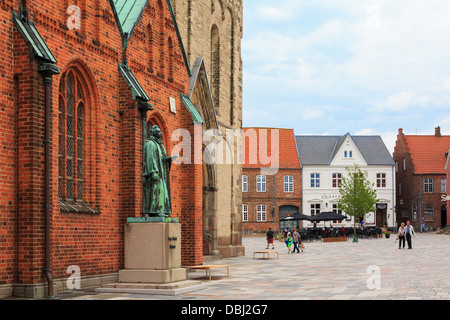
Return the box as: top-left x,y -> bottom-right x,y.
63,233 -> 449,300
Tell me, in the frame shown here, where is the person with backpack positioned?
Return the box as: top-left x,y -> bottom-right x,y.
285,233 -> 294,254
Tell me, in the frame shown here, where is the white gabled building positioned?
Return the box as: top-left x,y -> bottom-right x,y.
295,133 -> 396,228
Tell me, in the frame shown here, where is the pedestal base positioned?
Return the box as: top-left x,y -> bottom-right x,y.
97,221 -> 205,296
96,280 -> 206,296
119,268 -> 186,284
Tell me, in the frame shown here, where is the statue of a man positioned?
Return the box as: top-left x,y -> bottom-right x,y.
143,125 -> 174,217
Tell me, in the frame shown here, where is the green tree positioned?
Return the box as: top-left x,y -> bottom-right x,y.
338,164 -> 378,242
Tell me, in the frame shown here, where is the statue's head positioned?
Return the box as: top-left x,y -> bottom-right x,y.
148,125 -> 162,139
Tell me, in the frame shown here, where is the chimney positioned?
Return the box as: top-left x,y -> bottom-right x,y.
398,128 -> 403,135
435,126 -> 441,138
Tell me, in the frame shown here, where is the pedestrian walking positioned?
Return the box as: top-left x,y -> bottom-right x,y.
397,222 -> 406,249
420,218 -> 426,233
405,220 -> 416,249
266,227 -> 275,249
292,229 -> 300,253
285,233 -> 294,254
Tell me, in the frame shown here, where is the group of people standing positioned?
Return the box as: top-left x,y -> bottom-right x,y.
396,220 -> 416,249
266,227 -> 304,254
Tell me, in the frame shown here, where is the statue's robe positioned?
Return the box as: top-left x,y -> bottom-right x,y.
143,137 -> 172,217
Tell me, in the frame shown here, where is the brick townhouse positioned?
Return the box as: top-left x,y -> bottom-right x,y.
241,128 -> 302,234
394,127 -> 450,230
0,0 -> 219,298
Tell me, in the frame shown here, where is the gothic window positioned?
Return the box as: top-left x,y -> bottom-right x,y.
148,24 -> 154,73
211,24 -> 220,113
59,71 -> 85,201
158,0 -> 165,76
168,37 -> 174,82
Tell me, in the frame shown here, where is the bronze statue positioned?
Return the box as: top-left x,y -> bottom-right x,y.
143,125 -> 176,217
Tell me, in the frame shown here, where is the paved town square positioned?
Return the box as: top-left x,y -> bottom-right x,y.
52,233 -> 449,301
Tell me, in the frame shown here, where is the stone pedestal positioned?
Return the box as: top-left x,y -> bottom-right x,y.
121,221 -> 184,284
97,220 -> 205,295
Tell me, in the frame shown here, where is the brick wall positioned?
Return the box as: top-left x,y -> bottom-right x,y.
0,0 -> 203,291
394,130 -> 447,230
242,168 -> 302,233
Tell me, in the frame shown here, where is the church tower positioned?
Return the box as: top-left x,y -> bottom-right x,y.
173,0 -> 245,258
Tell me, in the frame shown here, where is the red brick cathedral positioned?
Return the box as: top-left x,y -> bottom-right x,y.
0,0 -> 208,298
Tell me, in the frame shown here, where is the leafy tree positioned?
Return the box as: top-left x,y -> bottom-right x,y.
338,164 -> 378,241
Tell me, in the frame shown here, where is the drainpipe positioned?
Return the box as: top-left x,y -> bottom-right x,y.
138,100 -> 152,216
39,62 -> 59,298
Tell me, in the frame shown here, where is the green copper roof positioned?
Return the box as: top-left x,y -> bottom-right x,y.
110,0 -> 148,40
119,63 -> 150,101
12,12 -> 57,63
180,93 -> 204,124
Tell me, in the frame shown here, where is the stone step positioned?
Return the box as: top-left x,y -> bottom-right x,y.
96,280 -> 206,296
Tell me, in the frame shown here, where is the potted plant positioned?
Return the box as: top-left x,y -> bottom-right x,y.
384,231 -> 392,239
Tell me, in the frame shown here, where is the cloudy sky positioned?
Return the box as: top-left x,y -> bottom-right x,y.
242,0 -> 450,153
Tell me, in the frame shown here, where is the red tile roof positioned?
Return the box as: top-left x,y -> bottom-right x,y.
242,128 -> 301,169
404,135 -> 450,174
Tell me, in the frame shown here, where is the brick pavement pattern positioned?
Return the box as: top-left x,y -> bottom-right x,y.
41,234 -> 450,300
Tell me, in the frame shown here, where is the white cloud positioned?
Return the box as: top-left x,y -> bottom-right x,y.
257,6 -> 292,20
243,1 -> 450,137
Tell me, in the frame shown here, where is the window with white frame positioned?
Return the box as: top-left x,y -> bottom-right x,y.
310,203 -> 320,216
310,173 -> 320,188
441,178 -> 446,193
256,175 -> 266,192
242,204 -> 248,222
424,178 -> 433,193
256,204 -> 266,222
242,175 -> 248,192
377,173 -> 386,188
332,203 -> 342,215
332,173 -> 342,188
284,175 -> 294,192
402,158 -> 406,171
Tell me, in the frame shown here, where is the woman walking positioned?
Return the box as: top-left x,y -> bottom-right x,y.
397,222 -> 406,249
285,233 -> 294,254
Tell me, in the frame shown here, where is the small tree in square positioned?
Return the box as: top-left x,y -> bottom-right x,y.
338,164 -> 378,242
